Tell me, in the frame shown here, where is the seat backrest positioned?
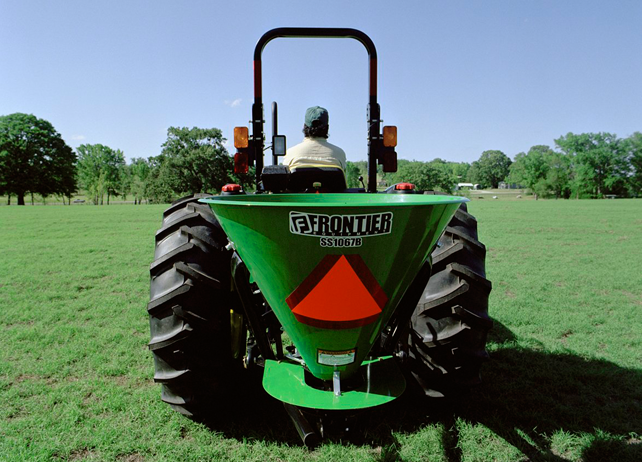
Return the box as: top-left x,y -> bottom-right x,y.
288,167 -> 347,192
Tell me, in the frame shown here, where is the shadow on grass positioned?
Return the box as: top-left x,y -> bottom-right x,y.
380,320 -> 642,462
197,321 -> 641,461
196,368 -> 304,445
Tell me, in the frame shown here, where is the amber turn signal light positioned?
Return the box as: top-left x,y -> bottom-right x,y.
234,127 -> 249,149
383,126 -> 397,147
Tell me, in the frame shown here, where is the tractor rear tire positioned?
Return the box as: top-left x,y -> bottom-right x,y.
407,203 -> 493,397
148,193 -> 237,416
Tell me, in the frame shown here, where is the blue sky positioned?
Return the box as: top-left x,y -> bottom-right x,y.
1,1 -> 640,164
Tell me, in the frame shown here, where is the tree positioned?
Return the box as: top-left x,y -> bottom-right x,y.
427,158 -> 458,191
469,150 -> 512,188
508,145 -> 554,195
507,153 -> 528,185
544,151 -> 572,199
387,160 -> 454,192
0,113 -> 76,205
76,145 -> 103,204
555,132 -> 629,198
119,163 -> 132,201
103,149 -> 125,204
157,127 -> 234,195
345,161 -> 365,188
144,155 -> 176,203
76,144 -> 126,204
624,132 -> 642,197
449,161 -> 471,182
129,157 -> 152,204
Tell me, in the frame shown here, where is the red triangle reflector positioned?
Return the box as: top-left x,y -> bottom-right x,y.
286,255 -> 387,330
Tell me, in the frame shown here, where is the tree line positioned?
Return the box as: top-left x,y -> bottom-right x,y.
1,113 -> 640,204
344,132 -> 642,198
509,133 -> 642,199
0,114 -> 249,205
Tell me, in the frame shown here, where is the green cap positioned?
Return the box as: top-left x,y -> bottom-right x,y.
304,106 -> 329,128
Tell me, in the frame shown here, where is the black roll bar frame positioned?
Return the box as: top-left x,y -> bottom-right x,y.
251,27 -> 382,192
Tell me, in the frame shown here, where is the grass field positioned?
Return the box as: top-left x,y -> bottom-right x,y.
1,199 -> 640,461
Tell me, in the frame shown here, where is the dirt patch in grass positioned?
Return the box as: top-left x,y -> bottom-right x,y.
3,320 -> 35,328
14,374 -> 40,383
560,330 -> 573,345
67,448 -> 98,461
117,454 -> 145,462
622,291 -> 642,306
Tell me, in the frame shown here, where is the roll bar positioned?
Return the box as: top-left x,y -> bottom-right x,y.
253,27 -> 378,100
249,28 -> 388,192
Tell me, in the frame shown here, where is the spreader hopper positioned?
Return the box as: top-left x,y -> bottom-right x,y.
202,193 -> 466,407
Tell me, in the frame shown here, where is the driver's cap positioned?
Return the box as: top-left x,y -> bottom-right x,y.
304,106 -> 329,127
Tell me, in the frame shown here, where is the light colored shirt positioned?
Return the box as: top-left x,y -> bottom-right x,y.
282,137 -> 346,172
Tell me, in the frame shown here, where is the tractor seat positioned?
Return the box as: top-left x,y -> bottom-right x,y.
288,167 -> 347,192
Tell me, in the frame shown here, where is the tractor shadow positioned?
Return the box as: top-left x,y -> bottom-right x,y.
369,320 -> 642,461
197,368 -> 304,445
199,321 -> 642,460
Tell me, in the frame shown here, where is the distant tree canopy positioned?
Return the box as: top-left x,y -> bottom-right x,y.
129,157 -> 152,204
143,126 -> 246,203
625,132 -> 642,196
0,113 -> 76,205
76,144 -> 126,205
160,127 -> 231,193
555,132 -> 629,198
509,145 -> 557,196
384,159 -> 456,192
345,161 -> 363,188
469,150 -> 512,188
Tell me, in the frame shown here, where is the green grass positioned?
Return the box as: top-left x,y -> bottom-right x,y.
1,200 -> 641,461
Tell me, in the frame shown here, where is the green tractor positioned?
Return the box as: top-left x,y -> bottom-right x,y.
148,28 -> 491,446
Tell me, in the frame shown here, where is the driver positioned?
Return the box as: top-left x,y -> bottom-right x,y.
282,106 -> 346,172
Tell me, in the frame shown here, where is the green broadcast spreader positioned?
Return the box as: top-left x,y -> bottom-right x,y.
202,193 -> 466,410
147,28 -> 491,446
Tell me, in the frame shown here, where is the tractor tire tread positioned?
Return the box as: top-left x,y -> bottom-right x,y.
404,202 -> 492,397
148,194 -> 236,417
162,193 -> 213,220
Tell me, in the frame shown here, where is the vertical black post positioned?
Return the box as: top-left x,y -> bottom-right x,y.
252,103 -> 264,187
272,102 -> 278,166
366,54 -> 380,193
367,101 -> 381,193
252,57 -> 264,187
